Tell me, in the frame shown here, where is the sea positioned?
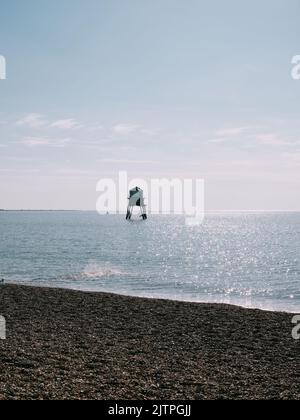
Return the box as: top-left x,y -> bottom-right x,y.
0,211 -> 299,313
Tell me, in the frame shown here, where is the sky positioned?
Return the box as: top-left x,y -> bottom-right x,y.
0,0 -> 299,211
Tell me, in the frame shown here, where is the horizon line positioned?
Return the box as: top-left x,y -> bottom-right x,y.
1,209 -> 300,214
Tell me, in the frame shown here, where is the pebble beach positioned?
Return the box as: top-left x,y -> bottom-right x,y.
0,284 -> 299,400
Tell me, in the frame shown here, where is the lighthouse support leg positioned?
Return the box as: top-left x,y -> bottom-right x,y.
141,205 -> 147,220
126,206 -> 132,220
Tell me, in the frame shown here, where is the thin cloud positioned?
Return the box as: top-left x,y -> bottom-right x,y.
112,124 -> 140,135
16,114 -> 83,130
216,126 -> 251,137
140,128 -> 159,136
51,119 -> 83,130
0,168 -> 40,174
208,137 -> 227,144
283,151 -> 300,164
88,124 -> 104,133
16,114 -> 47,129
21,136 -> 71,147
255,134 -> 291,146
98,158 -> 157,165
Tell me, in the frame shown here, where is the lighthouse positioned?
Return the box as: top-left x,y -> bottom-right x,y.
126,187 -> 147,221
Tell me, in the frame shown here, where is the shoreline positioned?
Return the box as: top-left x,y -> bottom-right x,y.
0,284 -> 299,400
2,282 -> 299,315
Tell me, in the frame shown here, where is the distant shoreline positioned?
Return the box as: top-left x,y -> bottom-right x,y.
0,209 -> 90,212
1,209 -> 300,213
0,284 -> 299,400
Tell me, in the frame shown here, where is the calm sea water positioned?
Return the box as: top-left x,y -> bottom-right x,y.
0,211 -> 299,312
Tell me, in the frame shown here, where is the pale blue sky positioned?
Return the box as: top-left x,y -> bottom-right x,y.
0,0 -> 299,210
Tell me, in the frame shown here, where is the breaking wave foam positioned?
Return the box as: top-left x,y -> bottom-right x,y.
81,262 -> 127,279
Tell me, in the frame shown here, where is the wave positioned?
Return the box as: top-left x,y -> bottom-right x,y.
58,263 -> 129,282
81,262 -> 127,279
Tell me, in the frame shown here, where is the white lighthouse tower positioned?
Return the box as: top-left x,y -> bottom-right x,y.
126,187 -> 147,221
